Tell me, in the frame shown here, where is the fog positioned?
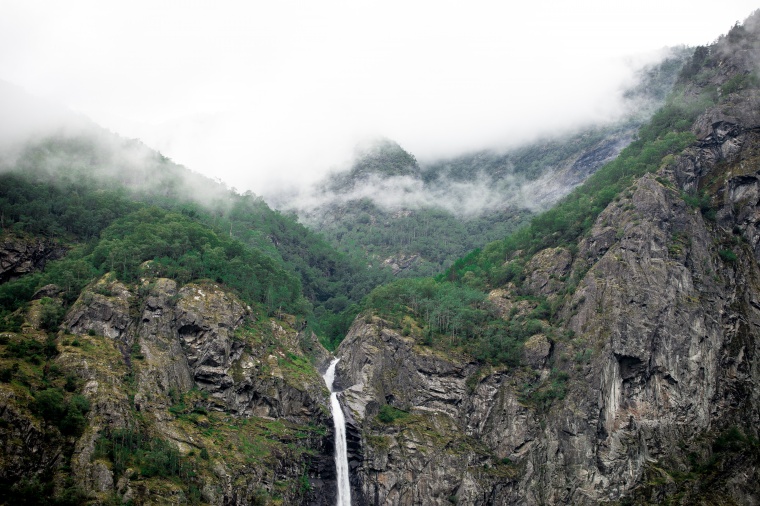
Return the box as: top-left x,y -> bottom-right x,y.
0,80 -> 241,213
1,1 -> 757,200
282,173 -> 529,219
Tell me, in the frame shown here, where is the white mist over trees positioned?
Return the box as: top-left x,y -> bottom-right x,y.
1,2 -> 757,197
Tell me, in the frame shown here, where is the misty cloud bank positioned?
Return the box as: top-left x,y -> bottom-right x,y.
279,174 -> 531,220
0,81 -> 242,213
0,40 -> 686,229
2,2 -> 757,199
277,134 -> 628,222
271,46 -> 689,222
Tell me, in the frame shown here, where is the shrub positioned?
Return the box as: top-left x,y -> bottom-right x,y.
34,388 -> 67,422
719,249 -> 738,263
33,389 -> 90,436
713,426 -> 748,453
377,405 -> 408,424
39,298 -> 66,331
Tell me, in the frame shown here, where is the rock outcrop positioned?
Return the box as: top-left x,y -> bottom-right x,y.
335,147 -> 760,505
0,233 -> 66,283
0,273 -> 337,506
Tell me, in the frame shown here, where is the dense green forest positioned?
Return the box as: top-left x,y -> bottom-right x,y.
311,198 -> 531,277
0,136 -> 389,348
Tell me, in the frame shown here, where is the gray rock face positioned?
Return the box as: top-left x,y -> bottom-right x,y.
336,318 -> 496,505
59,276 -> 335,505
133,278 -> 195,413
522,333 -> 551,369
525,247 -> 572,296
382,253 -> 421,276
0,390 -> 65,485
529,134 -> 633,206
65,276 -> 133,340
334,93 -> 760,506
0,233 -> 66,283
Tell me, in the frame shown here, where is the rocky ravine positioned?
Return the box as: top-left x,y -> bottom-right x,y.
330,93 -> 760,505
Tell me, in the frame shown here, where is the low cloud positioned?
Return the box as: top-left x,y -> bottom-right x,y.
1,2 -> 757,202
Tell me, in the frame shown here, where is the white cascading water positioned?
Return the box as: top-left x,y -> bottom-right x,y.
323,358 -> 352,505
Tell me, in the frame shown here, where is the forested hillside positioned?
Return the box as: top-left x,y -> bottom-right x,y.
0,124 -> 392,348
0,97 -> 392,503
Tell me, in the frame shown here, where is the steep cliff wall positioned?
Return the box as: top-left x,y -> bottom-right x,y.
333,18 -> 760,506
0,272 -> 337,505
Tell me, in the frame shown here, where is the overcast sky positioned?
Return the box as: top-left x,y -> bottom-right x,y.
1,1 -> 757,196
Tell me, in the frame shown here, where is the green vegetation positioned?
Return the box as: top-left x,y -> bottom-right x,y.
521,369 -> 569,410
620,425 -> 760,504
92,207 -> 305,312
705,426 -> 760,462
1,476 -> 88,506
444,128 -> 696,289
95,426 -> 195,481
314,199 -> 531,278
0,141 -> 391,347
33,388 -> 90,436
0,171 -> 138,240
0,312 -> 102,505
721,71 -> 759,95
362,278 -> 554,366
365,278 -> 491,340
377,405 -> 410,424
326,138 -> 420,191
0,207 -> 308,329
718,249 -> 738,263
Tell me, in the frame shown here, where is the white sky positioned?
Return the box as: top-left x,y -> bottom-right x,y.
0,1 -> 757,196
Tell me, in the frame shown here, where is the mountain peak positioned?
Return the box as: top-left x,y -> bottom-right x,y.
325,138 -> 420,192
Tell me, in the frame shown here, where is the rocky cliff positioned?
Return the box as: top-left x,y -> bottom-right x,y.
0,233 -> 66,284
0,270 -> 338,505
328,16 -> 760,506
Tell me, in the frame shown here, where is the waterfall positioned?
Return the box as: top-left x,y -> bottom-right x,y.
323,358 -> 352,506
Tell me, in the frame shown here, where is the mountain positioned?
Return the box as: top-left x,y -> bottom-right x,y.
280,48 -> 692,277
1,10 -> 760,506
0,87 -> 387,503
330,11 -> 760,504
0,89 -> 392,346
